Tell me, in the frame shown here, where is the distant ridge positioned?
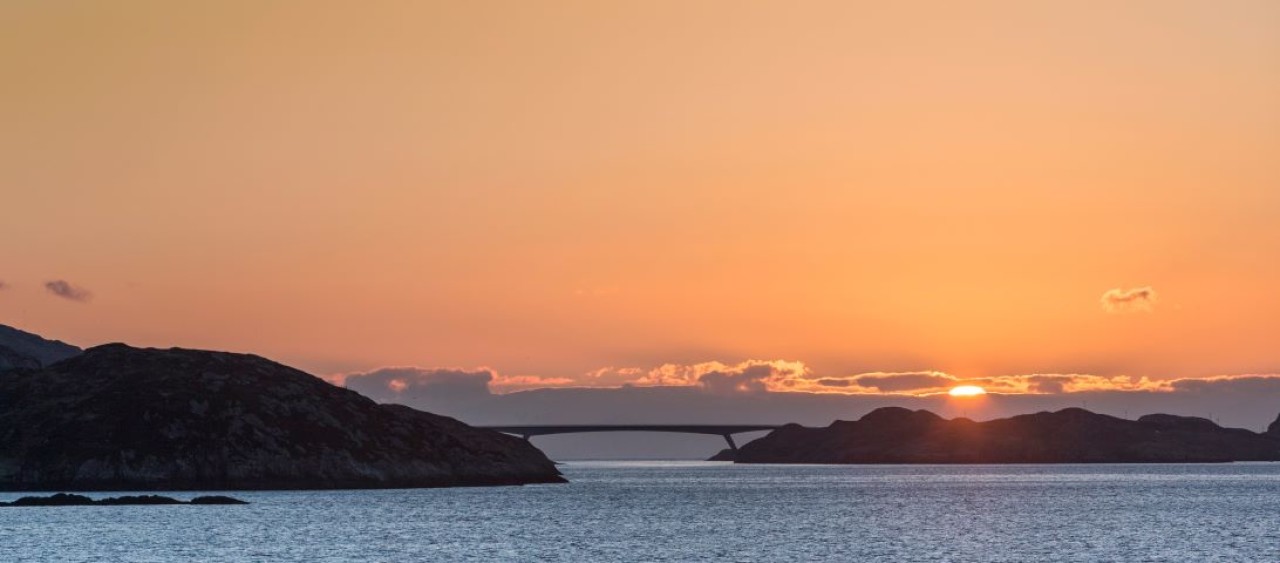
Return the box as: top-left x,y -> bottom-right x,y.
0,324 -> 81,371
727,406 -> 1280,464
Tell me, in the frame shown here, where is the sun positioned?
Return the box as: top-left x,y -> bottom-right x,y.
948,385 -> 987,397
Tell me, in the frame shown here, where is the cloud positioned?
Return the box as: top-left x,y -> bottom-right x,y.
1101,286 -> 1156,313
619,360 -> 814,394
854,372 -> 958,392
1168,375 -> 1280,394
1025,375 -> 1072,394
44,280 -> 92,302
340,367 -> 495,404
333,366 -> 576,403
582,366 -> 646,386
625,360 -> 811,391
603,361 -> 1178,396
330,360 -> 1280,409
602,362 -> 1161,396
696,364 -> 779,394
490,374 -> 576,392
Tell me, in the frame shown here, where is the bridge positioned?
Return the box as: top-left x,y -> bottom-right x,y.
482,424 -> 781,451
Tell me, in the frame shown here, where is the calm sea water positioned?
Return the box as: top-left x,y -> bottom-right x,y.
3,461 -> 1279,562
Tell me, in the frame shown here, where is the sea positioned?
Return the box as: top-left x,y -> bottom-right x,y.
2,461 -> 1279,562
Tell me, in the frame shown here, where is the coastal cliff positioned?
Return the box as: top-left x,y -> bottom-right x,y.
0,344 -> 564,490
731,407 -> 1280,464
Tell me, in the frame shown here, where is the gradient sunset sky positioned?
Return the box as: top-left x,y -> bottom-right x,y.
3,1 -> 1278,397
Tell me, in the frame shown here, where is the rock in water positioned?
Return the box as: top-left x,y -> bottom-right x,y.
0,493 -> 250,506
5,493 -> 95,506
0,344 -> 564,490
188,495 -> 249,505
92,495 -> 185,505
732,407 -> 1280,464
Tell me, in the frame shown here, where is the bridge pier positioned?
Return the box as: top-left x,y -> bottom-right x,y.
722,434 -> 738,451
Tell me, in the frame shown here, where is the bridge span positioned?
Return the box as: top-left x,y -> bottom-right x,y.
482,424 -> 781,451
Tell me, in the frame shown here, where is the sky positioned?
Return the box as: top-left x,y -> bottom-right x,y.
3,1 -> 1280,440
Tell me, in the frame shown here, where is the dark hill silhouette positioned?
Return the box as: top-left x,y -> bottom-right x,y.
1267,412 -> 1280,440
729,407 -> 1280,464
0,343 -> 563,490
0,324 -> 81,372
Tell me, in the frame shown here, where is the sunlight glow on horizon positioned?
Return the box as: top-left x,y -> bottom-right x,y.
948,385 -> 988,397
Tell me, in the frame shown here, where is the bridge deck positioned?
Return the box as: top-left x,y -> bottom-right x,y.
483,424 -> 780,437
481,424 -> 782,451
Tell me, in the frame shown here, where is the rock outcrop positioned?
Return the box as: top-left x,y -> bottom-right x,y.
0,344 -> 564,490
0,493 -> 247,506
731,407 -> 1280,464
0,324 -> 81,372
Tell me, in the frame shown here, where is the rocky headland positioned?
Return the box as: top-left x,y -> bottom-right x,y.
0,341 -> 564,490
727,407 -> 1280,464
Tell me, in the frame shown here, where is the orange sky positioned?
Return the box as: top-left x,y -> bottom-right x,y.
2,1 -> 1278,387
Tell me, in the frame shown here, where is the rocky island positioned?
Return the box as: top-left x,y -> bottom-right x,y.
0,338 -> 564,490
726,406 -> 1280,464
1,493 -> 247,506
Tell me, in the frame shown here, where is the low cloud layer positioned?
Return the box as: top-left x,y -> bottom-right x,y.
852,372 -> 957,392
334,367 -> 496,415
334,366 -> 575,410
1101,286 -> 1156,313
604,360 -> 811,393
333,358 -> 1280,402
44,280 -> 91,302
574,362 -> 1168,396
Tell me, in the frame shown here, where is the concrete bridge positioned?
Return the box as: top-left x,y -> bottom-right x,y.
482,424 -> 781,451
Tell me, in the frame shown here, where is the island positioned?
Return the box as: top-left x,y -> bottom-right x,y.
0,341 -> 564,490
723,406 -> 1280,464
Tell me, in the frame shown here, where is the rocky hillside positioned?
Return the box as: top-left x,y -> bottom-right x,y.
731,407 -> 1280,464
0,344 -> 563,490
0,324 -> 81,372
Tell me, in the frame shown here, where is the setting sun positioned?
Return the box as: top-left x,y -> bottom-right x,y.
949,385 -> 987,397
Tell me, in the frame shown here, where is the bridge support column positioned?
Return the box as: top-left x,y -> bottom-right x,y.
722,433 -> 738,451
